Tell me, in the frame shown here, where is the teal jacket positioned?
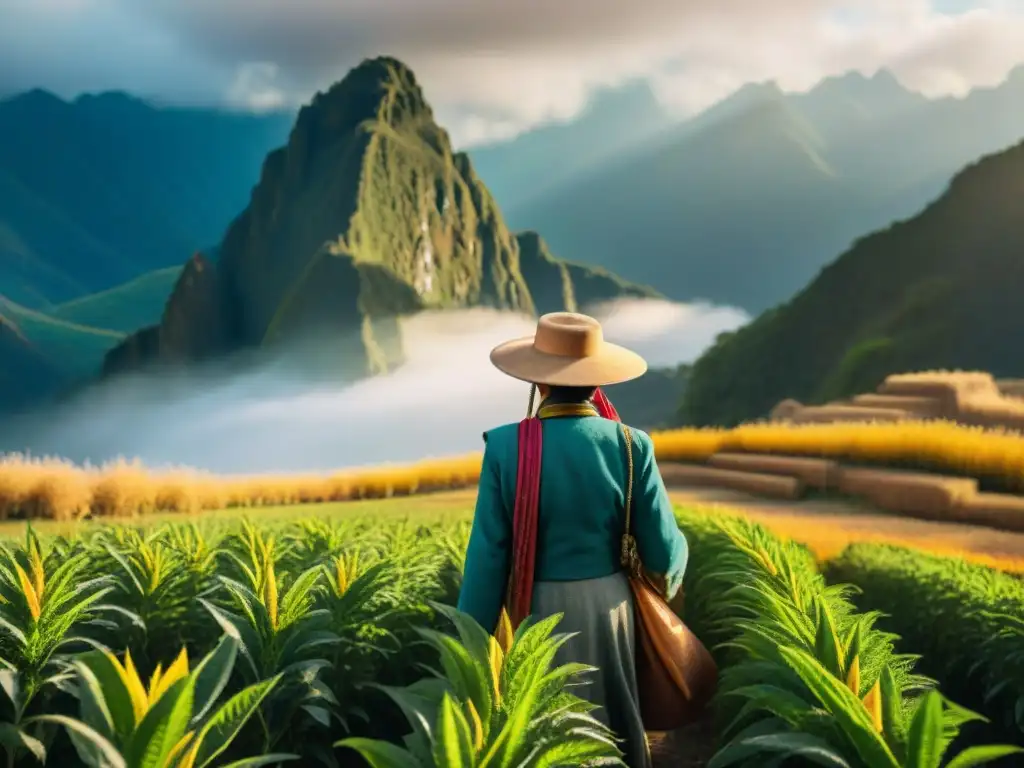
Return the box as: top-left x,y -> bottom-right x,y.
457,411 -> 688,633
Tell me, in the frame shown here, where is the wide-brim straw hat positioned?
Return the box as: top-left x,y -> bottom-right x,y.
490,312 -> 647,387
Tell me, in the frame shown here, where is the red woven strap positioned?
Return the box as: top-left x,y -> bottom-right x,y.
506,389 -> 620,628
593,387 -> 621,422
508,417 -> 543,628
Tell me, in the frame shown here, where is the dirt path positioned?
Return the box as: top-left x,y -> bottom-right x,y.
666,485 -> 1024,564
649,716 -> 717,768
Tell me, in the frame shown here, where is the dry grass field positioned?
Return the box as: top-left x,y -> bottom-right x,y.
8,416 -> 1024,522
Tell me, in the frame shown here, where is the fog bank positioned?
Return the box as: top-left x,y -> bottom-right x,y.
3,299 -> 747,474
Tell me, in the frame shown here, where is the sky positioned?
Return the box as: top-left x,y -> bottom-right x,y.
3,0 -> 1024,146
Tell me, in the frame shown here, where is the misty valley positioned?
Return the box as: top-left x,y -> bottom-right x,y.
2,21 -> 1024,768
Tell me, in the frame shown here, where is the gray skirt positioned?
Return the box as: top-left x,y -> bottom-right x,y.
532,572 -> 652,768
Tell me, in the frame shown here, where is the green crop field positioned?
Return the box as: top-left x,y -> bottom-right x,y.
0,498 -> 1019,767
826,544 -> 1024,749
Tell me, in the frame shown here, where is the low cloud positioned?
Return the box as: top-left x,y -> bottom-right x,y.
1,300 -> 748,474
3,1 -> 1024,145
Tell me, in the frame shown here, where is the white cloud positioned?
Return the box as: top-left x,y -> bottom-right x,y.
2,301 -> 748,473
3,1 -> 1024,144
226,62 -> 287,111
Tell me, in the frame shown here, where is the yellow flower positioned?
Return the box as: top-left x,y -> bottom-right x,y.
121,651 -> 151,724
465,698 -> 484,752
495,608 -> 514,654
845,655 -> 861,696
264,560 -> 279,629
109,647 -> 190,725
15,563 -> 41,621
147,647 -> 190,706
862,680 -> 883,732
28,539 -> 45,601
487,635 -> 504,706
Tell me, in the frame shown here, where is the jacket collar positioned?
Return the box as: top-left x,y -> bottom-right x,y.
536,401 -> 598,419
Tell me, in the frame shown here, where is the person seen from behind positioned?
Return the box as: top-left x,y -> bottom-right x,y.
457,311 -> 689,768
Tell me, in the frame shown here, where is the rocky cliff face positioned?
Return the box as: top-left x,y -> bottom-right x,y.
515,231 -> 657,314
104,57 -> 657,379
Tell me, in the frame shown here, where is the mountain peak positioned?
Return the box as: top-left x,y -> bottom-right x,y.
101,58 -> 654,379
583,79 -> 666,121
73,90 -> 150,109
305,55 -> 429,122
287,55 -> 433,168
2,88 -> 67,111
1005,63 -> 1024,85
806,68 -> 911,99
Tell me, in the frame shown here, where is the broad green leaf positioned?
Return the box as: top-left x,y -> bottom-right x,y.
432,693 -> 474,768
813,598 -> 845,680
878,665 -> 903,737
126,677 -> 193,768
27,715 -> 127,768
727,732 -> 851,767
944,745 -> 1024,768
189,634 -> 239,724
905,691 -> 944,768
419,630 -> 491,713
192,675 -> 280,768
709,717 -> 803,767
199,600 -> 260,680
721,684 -> 817,736
335,737 -> 424,768
217,755 -> 301,768
75,651 -> 137,743
0,617 -> 26,648
71,661 -> 116,742
530,731 -> 623,767
0,671 -> 20,713
777,645 -> 898,768
371,679 -> 449,757
0,722 -> 46,763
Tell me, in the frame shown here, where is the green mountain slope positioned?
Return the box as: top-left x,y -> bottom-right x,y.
682,139 -> 1024,426
0,90 -> 290,306
0,293 -> 123,413
102,57 -> 657,380
47,266 -> 183,332
506,69 -> 1024,314
509,97 -> 872,312
0,315 -> 64,410
0,266 -> 184,400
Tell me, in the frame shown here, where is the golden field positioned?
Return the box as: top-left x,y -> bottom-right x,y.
0,452 -> 483,519
651,419 -> 1024,488
726,508 -> 1024,576
4,417 -> 1024,520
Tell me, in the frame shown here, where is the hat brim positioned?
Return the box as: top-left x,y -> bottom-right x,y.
490,336 -> 648,387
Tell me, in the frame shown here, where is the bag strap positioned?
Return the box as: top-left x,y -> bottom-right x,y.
505,385 -> 544,629
620,425 -> 642,578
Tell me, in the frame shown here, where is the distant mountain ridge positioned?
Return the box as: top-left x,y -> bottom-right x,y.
467,80 -> 674,210
682,135 -> 1024,426
0,89 -> 293,307
498,67 -> 1024,313
100,57 -> 656,383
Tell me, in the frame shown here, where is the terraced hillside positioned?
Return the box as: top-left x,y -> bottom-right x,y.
770,370 -> 1024,431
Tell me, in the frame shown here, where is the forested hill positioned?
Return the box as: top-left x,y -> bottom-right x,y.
682,138 -> 1024,426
